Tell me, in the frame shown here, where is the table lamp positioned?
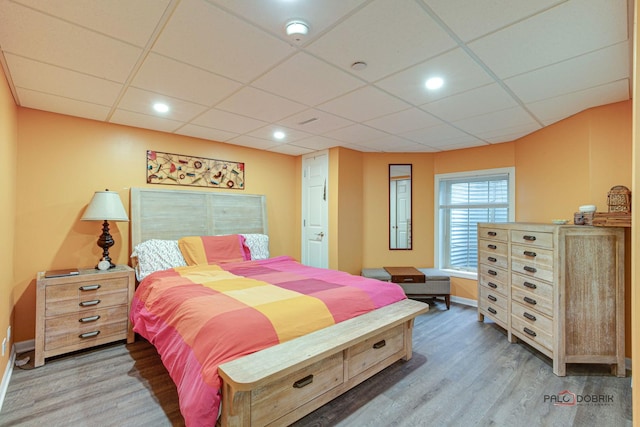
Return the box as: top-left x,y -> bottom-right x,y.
81,189 -> 129,269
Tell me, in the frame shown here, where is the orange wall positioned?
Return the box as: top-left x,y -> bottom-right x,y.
13,109 -> 299,342
0,65 -> 18,383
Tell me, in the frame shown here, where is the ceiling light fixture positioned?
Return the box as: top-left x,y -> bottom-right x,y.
425,77 -> 444,90
351,61 -> 368,71
285,20 -> 309,43
273,131 -> 286,140
153,102 -> 169,113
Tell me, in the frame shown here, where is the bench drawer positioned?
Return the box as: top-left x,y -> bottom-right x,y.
348,324 -> 404,379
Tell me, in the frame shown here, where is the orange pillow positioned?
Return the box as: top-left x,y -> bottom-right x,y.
178,235 -> 251,266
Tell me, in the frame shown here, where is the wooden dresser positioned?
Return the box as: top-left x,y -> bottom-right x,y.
35,265 -> 135,367
477,223 -> 625,377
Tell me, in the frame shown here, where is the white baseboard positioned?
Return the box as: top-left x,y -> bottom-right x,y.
0,344 -> 17,413
14,339 -> 34,354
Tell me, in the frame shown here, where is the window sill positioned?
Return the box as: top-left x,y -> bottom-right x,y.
439,269 -> 477,281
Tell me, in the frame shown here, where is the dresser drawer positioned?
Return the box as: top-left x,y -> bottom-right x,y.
511,273 -> 553,302
511,316 -> 553,352
478,295 -> 508,325
479,239 -> 508,256
511,287 -> 553,318
511,259 -> 554,283
348,324 -> 404,379
44,305 -> 129,351
511,301 -> 552,336
478,263 -> 508,287
478,227 -> 508,242
479,286 -> 507,311
479,248 -> 508,270
251,352 -> 344,426
479,273 -> 508,297
511,245 -> 553,269
510,230 -> 553,249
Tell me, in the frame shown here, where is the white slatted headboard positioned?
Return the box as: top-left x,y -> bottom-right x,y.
130,187 -> 267,248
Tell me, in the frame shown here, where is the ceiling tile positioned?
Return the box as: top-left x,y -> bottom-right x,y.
277,109 -> 354,134
174,123 -> 238,142
110,109 -> 184,133
292,136 -> 342,151
226,135 -> 280,151
216,87 -> 307,122
401,122 -> 476,145
13,0 -> 172,47
422,0 -> 565,42
364,108 -> 442,133
16,88 -> 111,122
251,53 -> 365,106
6,54 -> 122,106
453,105 -> 539,135
152,0 -> 294,83
132,53 -> 242,106
267,144 -> 315,156
473,122 -> 542,144
421,83 -> 518,123
505,42 -> 630,103
361,135 -> 434,152
247,125 -> 312,144
307,0 -> 457,81
191,108 -> 267,134
118,87 -> 208,122
323,124 -> 388,143
527,79 -> 630,126
376,48 -> 494,105
0,1 -> 142,82
317,86 -> 410,122
469,0 -> 629,79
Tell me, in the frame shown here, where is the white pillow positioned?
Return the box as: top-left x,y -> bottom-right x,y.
240,234 -> 270,260
132,239 -> 187,281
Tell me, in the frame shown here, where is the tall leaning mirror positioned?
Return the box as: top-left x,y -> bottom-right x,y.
389,164 -> 412,250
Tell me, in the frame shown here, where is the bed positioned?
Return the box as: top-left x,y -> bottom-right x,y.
128,187 -> 429,427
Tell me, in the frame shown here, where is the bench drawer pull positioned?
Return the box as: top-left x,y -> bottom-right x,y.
293,374 -> 314,389
79,315 -> 100,323
79,284 -> 101,291
79,299 -> 100,307
79,331 -> 100,339
373,339 -> 386,349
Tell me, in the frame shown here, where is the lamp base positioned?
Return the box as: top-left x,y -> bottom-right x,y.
95,220 -> 116,270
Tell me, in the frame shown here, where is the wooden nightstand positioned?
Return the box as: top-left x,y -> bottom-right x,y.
35,265 -> 135,367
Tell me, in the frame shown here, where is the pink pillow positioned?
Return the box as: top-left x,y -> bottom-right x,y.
178,235 -> 251,266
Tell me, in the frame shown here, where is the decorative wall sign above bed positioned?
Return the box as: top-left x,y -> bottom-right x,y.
146,150 -> 244,189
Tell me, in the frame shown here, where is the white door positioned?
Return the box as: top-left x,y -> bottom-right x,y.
302,152 -> 328,268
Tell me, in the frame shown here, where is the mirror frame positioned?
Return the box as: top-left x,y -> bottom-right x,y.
389,164 -> 413,250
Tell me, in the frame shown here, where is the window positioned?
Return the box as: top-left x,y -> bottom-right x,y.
434,167 -> 515,277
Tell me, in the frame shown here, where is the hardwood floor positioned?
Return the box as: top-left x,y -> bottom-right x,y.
1,301 -> 632,426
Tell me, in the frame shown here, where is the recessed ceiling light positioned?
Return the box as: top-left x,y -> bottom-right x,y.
153,102 -> 169,113
351,61 -> 367,71
285,20 -> 309,43
425,77 -> 444,90
273,131 -> 286,140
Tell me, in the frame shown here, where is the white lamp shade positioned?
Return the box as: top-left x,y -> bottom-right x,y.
81,190 -> 129,221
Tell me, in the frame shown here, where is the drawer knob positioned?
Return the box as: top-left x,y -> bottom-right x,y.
487,295 -> 497,302
79,315 -> 100,323
523,312 -> 537,322
523,251 -> 537,257
523,296 -> 537,305
523,327 -> 537,337
79,331 -> 100,339
488,270 -> 497,276
79,284 -> 101,291
523,235 -> 536,241
293,374 -> 314,389
488,231 -> 497,236
79,299 -> 101,307
523,281 -> 537,289
523,266 -> 537,273
373,339 -> 386,349
487,257 -> 497,263
488,244 -> 497,249
487,307 -> 497,315
488,282 -> 497,289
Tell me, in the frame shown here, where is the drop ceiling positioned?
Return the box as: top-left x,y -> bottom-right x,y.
0,0 -> 632,156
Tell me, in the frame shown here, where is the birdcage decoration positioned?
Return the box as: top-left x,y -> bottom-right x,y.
607,185 -> 631,213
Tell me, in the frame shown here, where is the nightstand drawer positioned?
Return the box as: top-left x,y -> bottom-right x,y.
44,305 -> 129,351
45,288 -> 129,317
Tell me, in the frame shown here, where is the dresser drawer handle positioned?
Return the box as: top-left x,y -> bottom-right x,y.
488,244 -> 497,250
523,251 -> 537,257
487,257 -> 497,263
523,281 -> 537,289
373,339 -> 387,349
79,315 -> 100,323
487,295 -> 497,302
523,235 -> 536,241
487,307 -> 497,315
523,312 -> 537,321
488,270 -> 497,276
488,282 -> 497,289
79,331 -> 100,339
523,266 -> 537,273
523,296 -> 537,305
79,285 -> 101,291
79,299 -> 100,307
523,327 -> 537,337
293,374 -> 314,389
488,231 -> 497,236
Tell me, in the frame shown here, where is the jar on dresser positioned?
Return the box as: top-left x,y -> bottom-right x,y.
35,265 -> 135,367
477,223 -> 625,377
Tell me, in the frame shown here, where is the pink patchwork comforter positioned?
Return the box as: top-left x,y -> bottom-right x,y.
130,256 -> 406,426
